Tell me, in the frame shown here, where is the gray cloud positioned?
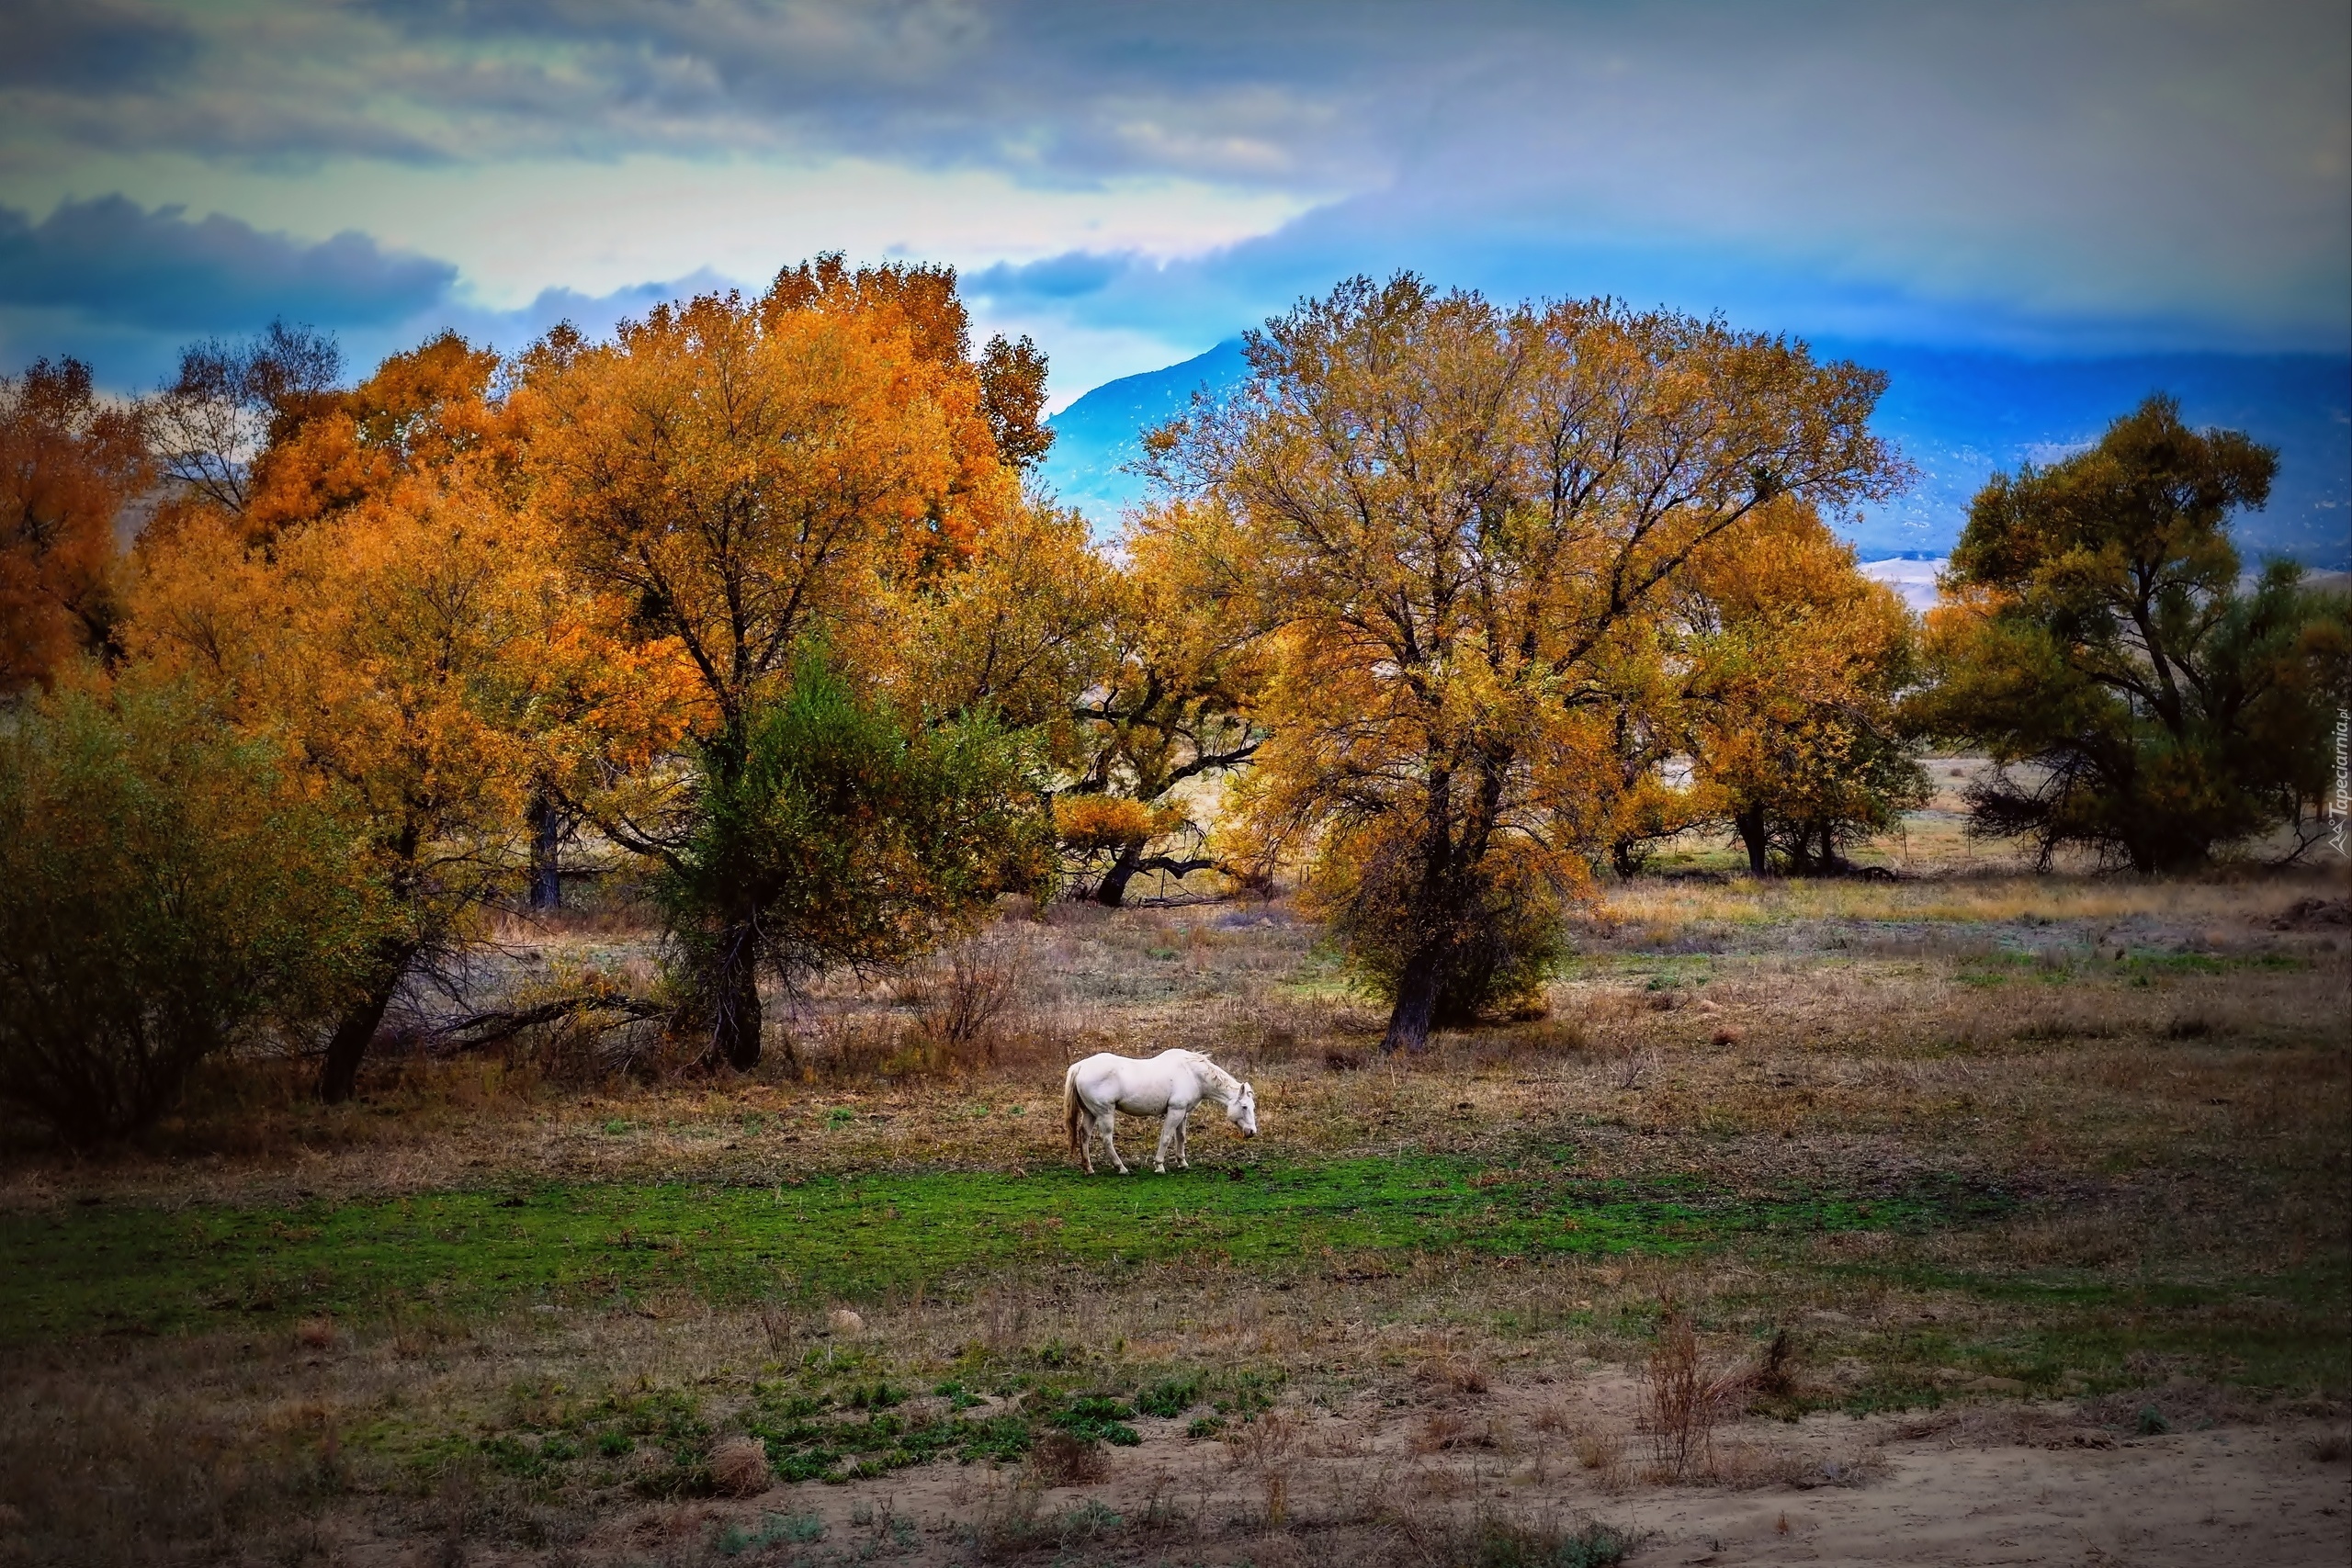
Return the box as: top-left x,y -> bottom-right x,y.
0,0 -> 195,92
0,208 -> 719,392
967,251 -> 1139,301
1,1 -> 2345,354
0,197 -> 457,335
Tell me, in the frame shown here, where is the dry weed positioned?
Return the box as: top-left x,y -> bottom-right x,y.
1641,1304 -> 1754,1481
1027,1428 -> 1107,1485
1223,1407 -> 1301,1470
707,1436 -> 769,1496
1414,1352 -> 1493,1397
910,936 -> 1032,1063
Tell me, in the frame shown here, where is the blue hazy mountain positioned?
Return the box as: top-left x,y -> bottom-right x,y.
1041,338 -> 2349,567
1039,338 -> 1250,526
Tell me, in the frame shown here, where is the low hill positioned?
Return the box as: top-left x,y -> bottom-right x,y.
1040,339 -> 2349,569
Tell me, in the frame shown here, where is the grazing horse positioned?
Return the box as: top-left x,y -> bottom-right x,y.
1062,1048 -> 1257,1174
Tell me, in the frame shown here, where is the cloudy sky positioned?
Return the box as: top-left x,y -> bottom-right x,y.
3,0 -> 2346,406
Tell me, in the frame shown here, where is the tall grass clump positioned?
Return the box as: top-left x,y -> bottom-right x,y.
1640,1303 -> 1752,1481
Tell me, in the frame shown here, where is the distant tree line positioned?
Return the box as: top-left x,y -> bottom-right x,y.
2,264 -> 2343,1138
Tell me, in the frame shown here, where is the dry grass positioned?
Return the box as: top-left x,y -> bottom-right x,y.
707,1435 -> 770,1496
0,863 -> 2345,1562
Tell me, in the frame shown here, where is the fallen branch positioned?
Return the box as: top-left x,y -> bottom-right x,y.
436,993 -> 668,1054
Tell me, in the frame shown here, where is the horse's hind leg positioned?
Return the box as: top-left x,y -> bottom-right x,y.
1097,1111 -> 1130,1175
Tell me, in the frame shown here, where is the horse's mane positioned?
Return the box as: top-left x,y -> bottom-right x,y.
1176,1049 -> 1243,1100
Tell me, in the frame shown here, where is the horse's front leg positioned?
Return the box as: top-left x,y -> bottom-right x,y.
1153,1111 -> 1182,1175
1172,1107 -> 1193,1169
1098,1110 -> 1131,1175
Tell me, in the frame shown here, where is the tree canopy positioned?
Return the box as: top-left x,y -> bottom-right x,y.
1141,275 -> 1905,1048
1914,395 -> 2348,871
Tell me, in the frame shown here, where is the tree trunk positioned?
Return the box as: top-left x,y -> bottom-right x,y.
1093,840 -> 1145,908
319,957 -> 410,1104
707,922 -> 763,1072
1611,838 -> 1642,879
1735,803 -> 1770,877
527,793 -> 563,911
1382,948 -> 1442,1054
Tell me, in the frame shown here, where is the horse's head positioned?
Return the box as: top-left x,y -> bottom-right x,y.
1228,1081 -> 1258,1138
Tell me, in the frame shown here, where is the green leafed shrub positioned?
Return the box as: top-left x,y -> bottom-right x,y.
0,682 -> 379,1144
1136,1376 -> 1201,1417
1051,1394 -> 1141,1446
660,649 -> 1055,1071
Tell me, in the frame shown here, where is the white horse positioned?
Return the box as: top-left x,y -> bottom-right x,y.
1062,1049 -> 1258,1174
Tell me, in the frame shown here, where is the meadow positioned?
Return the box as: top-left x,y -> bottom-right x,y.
2,795 -> 2347,1566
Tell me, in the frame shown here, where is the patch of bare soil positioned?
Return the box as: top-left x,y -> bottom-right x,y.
237,1380 -> 2352,1567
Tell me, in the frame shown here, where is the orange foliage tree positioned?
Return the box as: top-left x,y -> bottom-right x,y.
515,272 -> 1039,1070
130,332 -> 564,1100
1,357 -> 150,693
1054,507 -> 1270,906
1144,276 -> 1904,1048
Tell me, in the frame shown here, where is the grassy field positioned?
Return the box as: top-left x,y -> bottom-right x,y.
2,846 -> 2346,1565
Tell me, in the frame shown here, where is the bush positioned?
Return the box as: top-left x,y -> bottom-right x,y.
0,682 -> 375,1143
1454,1515 -> 1635,1568
661,650 -> 1055,1071
1136,1376 -> 1201,1417
1317,821 -> 1566,1029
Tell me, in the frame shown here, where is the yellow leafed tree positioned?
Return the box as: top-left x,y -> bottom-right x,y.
130,467 -> 562,1098
1142,276 -> 1904,1048
1676,502 -> 1927,875
129,333 -> 565,1100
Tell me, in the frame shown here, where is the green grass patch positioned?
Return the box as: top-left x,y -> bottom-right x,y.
0,1155 -> 2012,1342
1725,1250 -> 2352,1414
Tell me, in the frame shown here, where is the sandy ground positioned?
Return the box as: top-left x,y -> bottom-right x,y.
1612,1425 -> 2352,1565
371,1381 -> 2348,1568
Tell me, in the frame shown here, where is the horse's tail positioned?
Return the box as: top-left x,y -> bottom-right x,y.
1062,1066 -> 1082,1154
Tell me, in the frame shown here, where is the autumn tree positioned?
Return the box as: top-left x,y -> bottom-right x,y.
1,357 -> 150,693
1054,506 -> 1269,907
145,320 -> 343,532
1679,502 -> 1927,875
1911,395 -> 2348,871
978,334 -> 1055,472
770,253 -> 1054,475
130,333 -> 560,1100
893,500 -> 1113,748
1145,276 -> 1902,1049
517,277 -> 1040,1070
1580,619 -> 1712,878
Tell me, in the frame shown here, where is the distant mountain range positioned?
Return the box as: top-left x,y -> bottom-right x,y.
1040,339 -> 2350,568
